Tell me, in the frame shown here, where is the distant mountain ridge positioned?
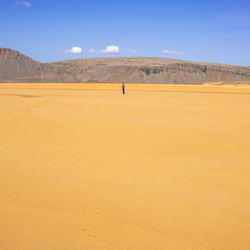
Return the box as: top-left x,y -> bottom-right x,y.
1,48 -> 250,84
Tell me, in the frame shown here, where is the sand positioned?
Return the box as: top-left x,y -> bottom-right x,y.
0,83 -> 250,250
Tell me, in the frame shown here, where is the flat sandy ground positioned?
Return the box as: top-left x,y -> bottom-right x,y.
0,83 -> 250,250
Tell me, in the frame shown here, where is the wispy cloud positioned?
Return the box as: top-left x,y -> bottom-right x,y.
205,51 -> 214,56
127,49 -> 139,54
14,1 -> 31,7
101,45 -> 120,54
162,49 -> 183,55
89,48 -> 97,53
63,47 -> 83,54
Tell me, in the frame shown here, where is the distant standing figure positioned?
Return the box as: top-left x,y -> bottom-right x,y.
122,81 -> 125,95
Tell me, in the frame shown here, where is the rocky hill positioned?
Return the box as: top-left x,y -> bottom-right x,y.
1,48 -> 250,84
0,48 -> 63,82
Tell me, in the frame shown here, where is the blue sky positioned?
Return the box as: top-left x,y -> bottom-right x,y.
0,0 -> 249,65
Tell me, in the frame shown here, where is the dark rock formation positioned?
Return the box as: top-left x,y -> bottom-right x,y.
1,48 -> 250,84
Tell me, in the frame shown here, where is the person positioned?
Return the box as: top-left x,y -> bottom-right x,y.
122,81 -> 125,95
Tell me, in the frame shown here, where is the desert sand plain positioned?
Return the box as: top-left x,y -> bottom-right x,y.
0,83 -> 250,250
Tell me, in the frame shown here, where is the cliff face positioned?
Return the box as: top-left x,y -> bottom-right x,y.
52,58 -> 250,84
1,48 -> 250,84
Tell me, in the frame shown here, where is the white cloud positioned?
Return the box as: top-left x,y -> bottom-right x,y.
162,49 -> 183,55
15,1 -> 31,7
64,47 -> 83,54
89,48 -> 97,53
101,45 -> 120,54
127,49 -> 139,54
88,46 -> 120,54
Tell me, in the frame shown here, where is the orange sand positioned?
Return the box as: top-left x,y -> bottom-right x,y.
0,83 -> 250,250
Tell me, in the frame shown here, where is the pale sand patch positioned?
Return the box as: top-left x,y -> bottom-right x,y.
0,83 -> 250,250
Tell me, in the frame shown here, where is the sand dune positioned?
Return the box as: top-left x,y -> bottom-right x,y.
0,83 -> 250,250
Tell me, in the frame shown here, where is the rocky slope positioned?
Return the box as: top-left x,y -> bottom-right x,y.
1,48 -> 250,84
0,48 -> 62,82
